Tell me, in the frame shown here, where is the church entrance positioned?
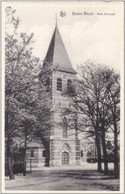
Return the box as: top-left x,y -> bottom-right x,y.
61,152 -> 69,165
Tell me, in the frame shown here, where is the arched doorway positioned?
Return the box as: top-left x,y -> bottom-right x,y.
61,152 -> 69,165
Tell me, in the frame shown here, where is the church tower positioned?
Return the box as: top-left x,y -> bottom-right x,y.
39,26 -> 81,166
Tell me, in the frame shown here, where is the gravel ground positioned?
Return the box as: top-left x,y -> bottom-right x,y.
5,163 -> 119,191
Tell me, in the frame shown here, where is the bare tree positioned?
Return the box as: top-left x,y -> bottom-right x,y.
102,70 -> 120,176
65,61 -> 120,174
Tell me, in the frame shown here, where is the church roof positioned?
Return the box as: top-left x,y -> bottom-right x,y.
43,26 -> 76,74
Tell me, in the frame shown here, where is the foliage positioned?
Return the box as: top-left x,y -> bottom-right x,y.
5,6 -> 51,178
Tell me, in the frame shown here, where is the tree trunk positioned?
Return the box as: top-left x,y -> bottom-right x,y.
23,149 -> 26,176
6,126 -> 15,180
114,120 -> 119,177
7,156 -> 15,180
7,155 -> 14,180
23,126 -> 27,176
95,134 -> 102,172
43,141 -> 50,166
101,130 -> 108,174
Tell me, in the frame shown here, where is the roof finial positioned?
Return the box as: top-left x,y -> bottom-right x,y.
55,13 -> 58,27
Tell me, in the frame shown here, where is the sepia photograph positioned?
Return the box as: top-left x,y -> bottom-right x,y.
2,1 -> 124,193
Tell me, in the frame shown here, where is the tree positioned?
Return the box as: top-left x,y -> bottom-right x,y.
65,61 -> 120,174
5,6 -> 40,179
5,6 -> 53,177
102,70 -> 120,176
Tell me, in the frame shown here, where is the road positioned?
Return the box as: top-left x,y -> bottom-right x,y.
5,163 -> 119,191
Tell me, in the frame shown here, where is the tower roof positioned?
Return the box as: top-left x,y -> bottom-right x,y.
43,26 -> 76,74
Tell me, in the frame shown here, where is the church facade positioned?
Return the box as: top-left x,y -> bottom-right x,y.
26,26 -> 87,167
40,26 -> 81,166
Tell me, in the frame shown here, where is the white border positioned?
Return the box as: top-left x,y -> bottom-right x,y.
1,1 -> 124,193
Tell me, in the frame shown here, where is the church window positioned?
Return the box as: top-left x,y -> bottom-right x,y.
57,78 -> 62,91
31,150 -> 34,157
63,117 -> 68,138
81,150 -> 83,157
67,79 -> 72,92
46,77 -> 50,92
67,79 -> 76,96
42,150 -> 46,157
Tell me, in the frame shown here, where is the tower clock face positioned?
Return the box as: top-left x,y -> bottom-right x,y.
63,74 -> 66,79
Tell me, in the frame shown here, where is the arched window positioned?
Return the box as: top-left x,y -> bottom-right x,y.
57,78 -> 62,91
67,79 -> 72,91
63,117 -> 68,138
46,77 -> 50,92
31,150 -> 34,157
81,150 -> 83,157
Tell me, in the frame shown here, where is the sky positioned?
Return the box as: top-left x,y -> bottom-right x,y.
3,2 -> 124,72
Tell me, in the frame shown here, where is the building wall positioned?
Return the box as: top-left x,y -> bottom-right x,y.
26,147 -> 45,168
25,69 -> 81,167
49,70 -> 81,166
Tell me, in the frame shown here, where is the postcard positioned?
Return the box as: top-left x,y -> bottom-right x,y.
2,1 -> 124,193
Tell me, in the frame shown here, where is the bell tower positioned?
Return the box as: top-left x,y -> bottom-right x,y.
40,26 -> 81,166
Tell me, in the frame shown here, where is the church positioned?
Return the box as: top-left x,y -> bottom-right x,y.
26,25 -> 87,167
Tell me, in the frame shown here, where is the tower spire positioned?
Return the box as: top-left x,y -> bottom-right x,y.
44,22 -> 76,74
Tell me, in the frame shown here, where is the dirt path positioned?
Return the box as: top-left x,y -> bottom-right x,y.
5,166 -> 119,191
